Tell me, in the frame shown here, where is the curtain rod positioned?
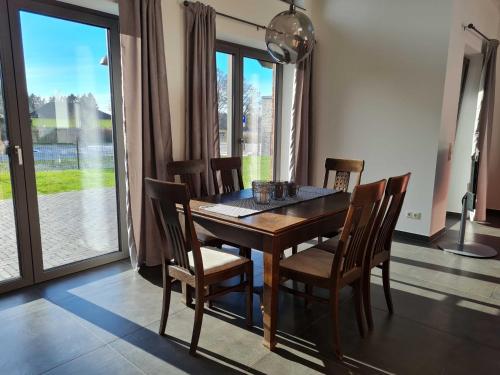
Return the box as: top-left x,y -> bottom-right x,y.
466,23 -> 491,41
182,1 -> 305,31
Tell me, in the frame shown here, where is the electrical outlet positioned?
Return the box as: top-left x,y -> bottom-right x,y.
406,212 -> 422,220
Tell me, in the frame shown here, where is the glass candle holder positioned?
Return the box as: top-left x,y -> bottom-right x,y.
252,181 -> 272,205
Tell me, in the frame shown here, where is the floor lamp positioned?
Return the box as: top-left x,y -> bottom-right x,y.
438,159 -> 498,258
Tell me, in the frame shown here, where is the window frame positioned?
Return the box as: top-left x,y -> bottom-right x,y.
4,0 -> 128,284
216,40 -> 283,180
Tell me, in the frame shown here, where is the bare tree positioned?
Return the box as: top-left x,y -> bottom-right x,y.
216,68 -> 255,126
217,68 -> 228,114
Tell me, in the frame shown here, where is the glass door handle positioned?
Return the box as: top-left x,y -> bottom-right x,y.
14,145 -> 23,166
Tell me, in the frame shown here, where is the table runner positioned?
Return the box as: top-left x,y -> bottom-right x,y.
200,186 -> 339,218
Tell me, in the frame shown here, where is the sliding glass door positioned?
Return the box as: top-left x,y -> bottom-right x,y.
18,10 -> 121,272
0,0 -> 126,292
216,42 -> 282,187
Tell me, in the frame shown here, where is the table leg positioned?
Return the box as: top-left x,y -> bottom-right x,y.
263,238 -> 280,350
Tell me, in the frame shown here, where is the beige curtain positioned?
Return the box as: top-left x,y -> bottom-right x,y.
185,1 -> 219,195
472,40 -> 498,222
290,51 -> 314,185
119,0 -> 173,267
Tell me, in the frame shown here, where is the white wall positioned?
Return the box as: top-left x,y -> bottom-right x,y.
57,0 -> 118,14
431,0 -> 500,233
447,53 -> 482,213
309,0 -> 453,236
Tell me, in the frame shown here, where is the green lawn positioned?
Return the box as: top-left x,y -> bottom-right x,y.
242,155 -> 272,187
31,118 -> 113,129
0,169 -> 116,200
0,155 -> 271,201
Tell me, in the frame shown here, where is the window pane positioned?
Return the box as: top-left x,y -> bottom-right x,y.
20,11 -> 119,270
242,57 -> 276,186
216,52 -> 233,157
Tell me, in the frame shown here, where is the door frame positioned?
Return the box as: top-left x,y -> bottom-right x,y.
216,40 -> 283,180
0,0 -> 34,294
4,0 -> 128,285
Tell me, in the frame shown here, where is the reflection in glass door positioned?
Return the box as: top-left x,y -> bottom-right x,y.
241,57 -> 277,186
18,11 -> 121,271
0,57 -> 21,283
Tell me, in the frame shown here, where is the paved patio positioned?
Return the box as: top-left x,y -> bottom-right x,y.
0,188 -> 119,282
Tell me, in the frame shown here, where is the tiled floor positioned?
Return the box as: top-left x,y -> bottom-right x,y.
0,188 -> 118,281
1,226 -> 500,374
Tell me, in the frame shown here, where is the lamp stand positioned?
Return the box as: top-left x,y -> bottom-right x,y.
438,193 -> 498,258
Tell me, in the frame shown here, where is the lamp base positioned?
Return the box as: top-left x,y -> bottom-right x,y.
438,242 -> 498,259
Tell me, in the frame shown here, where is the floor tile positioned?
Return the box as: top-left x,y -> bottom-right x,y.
0,299 -> 104,375
44,346 -> 144,375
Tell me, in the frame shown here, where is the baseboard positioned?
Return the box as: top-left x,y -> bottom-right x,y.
446,211 -> 461,219
394,227 -> 446,243
487,208 -> 500,217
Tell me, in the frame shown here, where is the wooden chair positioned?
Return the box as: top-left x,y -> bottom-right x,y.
210,156 -> 251,260
167,159 -> 208,198
145,178 -> 253,355
291,158 -> 365,255
279,180 -> 386,359
363,173 -> 410,330
210,156 -> 244,194
323,158 -> 365,192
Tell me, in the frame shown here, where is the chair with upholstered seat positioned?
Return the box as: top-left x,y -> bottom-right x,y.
291,158 -> 365,255
145,178 -> 253,355
167,159 -> 209,198
210,157 -> 251,259
279,179 -> 385,359
363,173 -> 410,330
323,158 -> 365,192
210,156 -> 245,194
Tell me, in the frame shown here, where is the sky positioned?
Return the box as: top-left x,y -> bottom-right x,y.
216,52 -> 274,98
20,11 -> 112,113
19,10 -> 273,116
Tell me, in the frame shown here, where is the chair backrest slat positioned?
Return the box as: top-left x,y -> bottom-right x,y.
210,157 -> 244,194
145,178 -> 204,276
332,180 -> 386,280
323,158 -> 365,192
371,173 -> 411,258
167,160 -> 208,198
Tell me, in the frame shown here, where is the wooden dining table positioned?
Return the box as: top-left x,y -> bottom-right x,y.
188,188 -> 350,350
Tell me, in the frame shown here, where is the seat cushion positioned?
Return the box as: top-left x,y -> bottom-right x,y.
280,248 -> 334,280
188,246 -> 248,275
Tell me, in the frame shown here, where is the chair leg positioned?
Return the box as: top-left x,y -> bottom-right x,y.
318,236 -> 323,244
305,284 -> 313,309
246,264 -> 254,327
363,268 -> 374,331
382,261 -> 394,314
239,247 -> 251,259
189,287 -> 205,355
330,289 -> 342,360
291,245 -> 298,255
239,247 -> 251,283
159,265 -> 172,336
205,286 -> 213,309
353,280 -> 366,338
182,282 -> 193,308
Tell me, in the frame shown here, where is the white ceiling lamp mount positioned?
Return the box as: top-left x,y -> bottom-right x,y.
265,0 -> 315,64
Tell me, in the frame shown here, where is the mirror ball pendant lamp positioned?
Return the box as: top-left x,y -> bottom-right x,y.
265,1 -> 315,64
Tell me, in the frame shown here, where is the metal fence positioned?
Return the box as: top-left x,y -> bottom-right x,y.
0,142 -> 115,173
